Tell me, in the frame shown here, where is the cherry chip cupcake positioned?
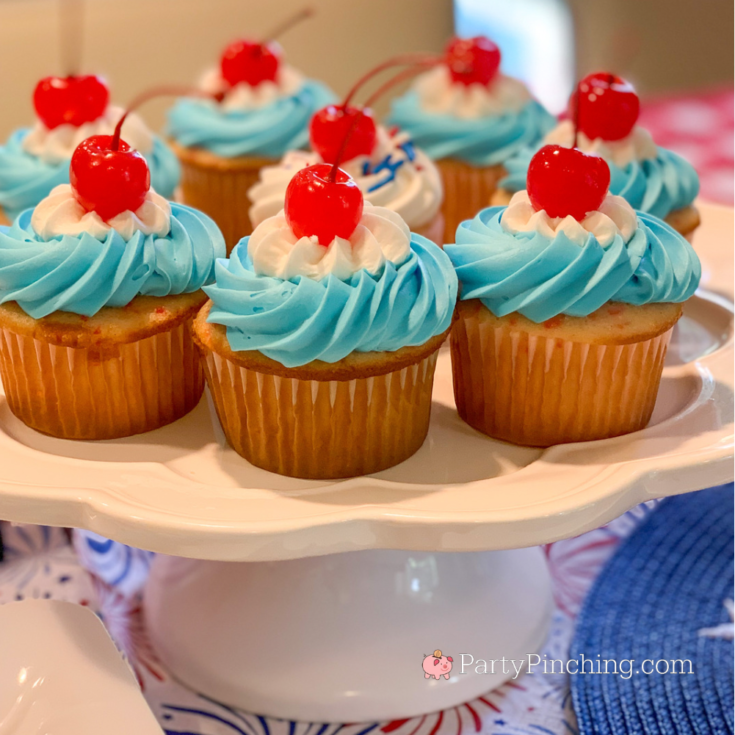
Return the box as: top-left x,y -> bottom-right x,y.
0,132 -> 225,440
388,36 -> 555,243
167,33 -> 335,249
0,74 -> 180,225
193,163 -> 457,479
445,144 -> 701,447
495,73 -> 701,240
248,106 -> 444,245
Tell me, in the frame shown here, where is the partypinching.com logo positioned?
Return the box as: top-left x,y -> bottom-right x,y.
423,650 -> 453,680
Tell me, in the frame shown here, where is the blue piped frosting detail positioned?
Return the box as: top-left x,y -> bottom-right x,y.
0,203 -> 225,318
444,207 -> 700,323
500,146 -> 700,219
166,80 -> 336,159
386,95 -> 556,166
362,141 -> 417,194
204,234 -> 458,368
0,129 -> 181,222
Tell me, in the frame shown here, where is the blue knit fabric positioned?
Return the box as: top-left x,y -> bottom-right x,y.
572,484 -> 735,734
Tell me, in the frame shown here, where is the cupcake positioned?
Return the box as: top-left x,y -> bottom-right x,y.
167,35 -> 336,250
0,74 -> 180,225
494,73 -> 701,241
445,144 -> 701,447
387,36 -> 555,244
249,112 -> 444,245
0,133 -> 225,440
193,163 -> 457,479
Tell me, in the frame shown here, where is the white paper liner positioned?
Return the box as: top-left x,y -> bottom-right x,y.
201,348 -> 440,479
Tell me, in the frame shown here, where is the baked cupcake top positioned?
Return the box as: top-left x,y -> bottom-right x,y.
0,132 -> 224,319
499,72 -> 700,218
167,63 -> 336,159
248,125 -> 443,231
386,37 -> 555,166
445,145 -> 700,322
205,164 -> 457,367
0,75 -> 180,221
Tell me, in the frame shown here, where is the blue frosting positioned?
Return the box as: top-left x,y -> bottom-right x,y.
0,203 -> 225,318
500,146 -> 700,219
0,129 -> 181,222
445,207 -> 700,323
205,234 -> 458,368
167,80 -> 336,159
386,93 -> 556,166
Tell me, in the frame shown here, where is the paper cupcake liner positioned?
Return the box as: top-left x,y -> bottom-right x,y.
175,151 -> 271,252
450,311 -> 673,447
0,320 -> 203,440
436,159 -> 505,244
200,347 -> 441,479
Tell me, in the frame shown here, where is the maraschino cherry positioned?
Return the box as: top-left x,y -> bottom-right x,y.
68,84 -> 226,221
570,72 -> 640,142
33,75 -> 109,129
219,7 -> 313,88
310,105 -> 377,165
70,134 -> 149,221
285,163 -> 363,245
445,36 -> 501,87
309,54 -> 438,164
527,144 -> 611,221
221,40 -> 281,88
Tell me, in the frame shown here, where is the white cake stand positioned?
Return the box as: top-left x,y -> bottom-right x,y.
0,203 -> 731,722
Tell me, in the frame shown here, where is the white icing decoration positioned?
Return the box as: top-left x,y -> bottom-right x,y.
248,202 -> 412,281
22,105 -> 154,165
544,120 -> 658,168
247,126 -> 443,230
31,184 -> 171,241
199,64 -> 305,111
413,65 -> 531,120
500,190 -> 638,247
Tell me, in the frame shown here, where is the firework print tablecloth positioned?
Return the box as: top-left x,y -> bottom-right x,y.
0,504 -> 653,735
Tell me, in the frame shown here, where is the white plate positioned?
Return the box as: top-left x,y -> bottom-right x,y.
0,203 -> 731,562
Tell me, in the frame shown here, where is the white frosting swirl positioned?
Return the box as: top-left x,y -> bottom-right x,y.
413,65 -> 531,120
22,106 -> 154,165
199,65 -> 304,111
500,190 -> 637,247
544,120 -> 657,168
31,184 -> 171,241
248,126 -> 443,230
249,203 -> 411,281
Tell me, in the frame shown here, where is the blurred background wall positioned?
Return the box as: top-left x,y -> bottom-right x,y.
0,0 -> 731,138
0,0 -> 453,137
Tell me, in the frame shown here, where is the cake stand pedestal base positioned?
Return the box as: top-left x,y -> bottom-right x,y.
144,547 -> 553,722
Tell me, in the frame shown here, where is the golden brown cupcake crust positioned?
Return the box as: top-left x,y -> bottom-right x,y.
0,291 -> 207,349
458,298 -> 683,346
193,299 -> 452,381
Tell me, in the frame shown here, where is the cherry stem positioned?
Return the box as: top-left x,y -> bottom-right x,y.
327,59 -> 439,183
328,112 -> 364,183
363,60 -> 438,108
60,0 -> 84,77
263,6 -> 314,43
341,53 -> 441,108
111,85 -> 221,151
572,80 -> 581,148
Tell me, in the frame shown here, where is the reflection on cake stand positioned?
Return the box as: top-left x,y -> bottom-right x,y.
0,204 -> 731,721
